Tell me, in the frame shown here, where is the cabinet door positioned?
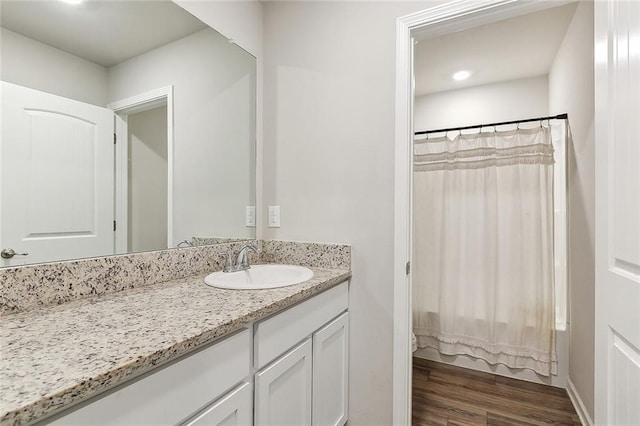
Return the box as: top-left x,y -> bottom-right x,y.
312,312 -> 349,426
255,339 -> 312,426
184,382 -> 252,426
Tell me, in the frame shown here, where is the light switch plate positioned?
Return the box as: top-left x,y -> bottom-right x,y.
268,206 -> 281,228
245,206 -> 256,227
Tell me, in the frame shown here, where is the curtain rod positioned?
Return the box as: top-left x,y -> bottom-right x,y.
414,113 -> 568,136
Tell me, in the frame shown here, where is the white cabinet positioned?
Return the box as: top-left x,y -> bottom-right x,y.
184,382 -> 252,426
255,339 -> 313,426
312,312 -> 349,426
45,282 -> 349,426
254,283 -> 349,426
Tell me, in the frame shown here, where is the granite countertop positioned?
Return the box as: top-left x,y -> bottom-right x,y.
0,266 -> 351,425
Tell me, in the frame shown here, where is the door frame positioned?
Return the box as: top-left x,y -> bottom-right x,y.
108,86 -> 174,252
392,1 -> 575,424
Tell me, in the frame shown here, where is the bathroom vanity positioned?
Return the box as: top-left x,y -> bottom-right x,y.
0,241 -> 352,426
0,2 -> 351,424
47,281 -> 349,426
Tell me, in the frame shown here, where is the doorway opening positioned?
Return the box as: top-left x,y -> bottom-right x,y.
393,1 -> 594,424
126,105 -> 168,253
108,86 -> 174,253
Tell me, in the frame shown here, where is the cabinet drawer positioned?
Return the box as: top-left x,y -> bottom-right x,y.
50,328 -> 251,425
184,381 -> 252,426
254,281 -> 348,369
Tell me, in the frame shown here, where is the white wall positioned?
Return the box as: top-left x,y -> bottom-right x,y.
109,28 -> 256,244
549,1 -> 595,421
0,28 -> 108,106
128,106 -> 168,253
262,2 -> 446,424
414,76 -> 549,132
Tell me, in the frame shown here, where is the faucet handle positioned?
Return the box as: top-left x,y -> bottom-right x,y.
220,252 -> 234,272
237,251 -> 251,269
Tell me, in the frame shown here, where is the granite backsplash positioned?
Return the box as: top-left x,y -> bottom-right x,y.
0,240 -> 350,315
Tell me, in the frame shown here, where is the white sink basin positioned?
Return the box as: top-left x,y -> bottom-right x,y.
204,264 -> 314,290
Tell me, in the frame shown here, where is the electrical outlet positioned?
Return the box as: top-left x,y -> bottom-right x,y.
268,206 -> 281,228
245,206 -> 255,227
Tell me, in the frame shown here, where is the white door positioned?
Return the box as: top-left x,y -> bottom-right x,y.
312,312 -> 349,426
1,82 -> 114,266
185,382 -> 253,426
255,339 -> 312,426
595,2 -> 640,425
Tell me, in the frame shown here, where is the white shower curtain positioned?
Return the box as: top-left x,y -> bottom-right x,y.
412,126 -> 557,376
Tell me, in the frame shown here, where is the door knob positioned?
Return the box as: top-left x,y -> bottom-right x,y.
1,249 -> 29,259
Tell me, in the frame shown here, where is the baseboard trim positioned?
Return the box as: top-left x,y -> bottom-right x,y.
566,378 -> 594,426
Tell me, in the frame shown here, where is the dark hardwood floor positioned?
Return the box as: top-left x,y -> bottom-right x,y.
412,357 -> 582,425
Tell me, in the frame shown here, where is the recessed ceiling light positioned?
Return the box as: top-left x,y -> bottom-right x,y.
59,0 -> 82,4
452,70 -> 471,81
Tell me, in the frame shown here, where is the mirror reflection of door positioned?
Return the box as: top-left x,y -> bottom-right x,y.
0,82 -> 114,266
127,106 -> 168,253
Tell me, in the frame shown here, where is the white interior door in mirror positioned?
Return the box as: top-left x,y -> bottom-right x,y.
1,82 -> 114,266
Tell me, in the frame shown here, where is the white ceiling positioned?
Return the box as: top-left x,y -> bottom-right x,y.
0,0 -> 208,68
414,2 -> 578,96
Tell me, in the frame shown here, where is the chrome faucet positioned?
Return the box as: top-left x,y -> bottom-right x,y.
222,243 -> 259,273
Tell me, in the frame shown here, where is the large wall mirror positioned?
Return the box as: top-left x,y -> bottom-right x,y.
0,0 -> 257,267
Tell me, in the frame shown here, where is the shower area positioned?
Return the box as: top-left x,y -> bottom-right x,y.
410,0 -> 593,404
412,116 -> 568,381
